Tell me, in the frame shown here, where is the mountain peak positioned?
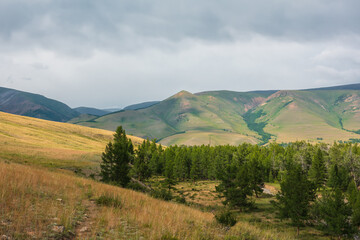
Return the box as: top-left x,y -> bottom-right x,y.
171,90 -> 193,98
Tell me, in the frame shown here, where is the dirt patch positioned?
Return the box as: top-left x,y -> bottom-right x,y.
74,200 -> 98,239
263,184 -> 278,195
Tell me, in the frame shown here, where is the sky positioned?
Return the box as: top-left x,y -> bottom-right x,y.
1,0 -> 360,108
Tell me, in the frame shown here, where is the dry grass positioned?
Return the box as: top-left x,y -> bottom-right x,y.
175,181 -> 223,207
0,111 -> 143,170
0,161 -> 301,240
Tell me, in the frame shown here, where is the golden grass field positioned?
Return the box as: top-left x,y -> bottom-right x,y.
0,112 -> 304,239
0,112 -> 334,239
0,111 -> 143,170
0,161 -> 305,239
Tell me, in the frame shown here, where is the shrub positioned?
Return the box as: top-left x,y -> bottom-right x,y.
174,195 -> 186,204
214,210 -> 237,227
160,234 -> 178,240
151,188 -> 173,201
95,194 -> 122,208
127,181 -> 148,193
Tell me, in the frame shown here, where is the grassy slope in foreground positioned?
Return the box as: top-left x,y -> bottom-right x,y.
0,161 -> 296,240
0,111 -> 143,170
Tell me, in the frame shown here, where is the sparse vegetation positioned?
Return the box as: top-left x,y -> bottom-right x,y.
214,209 -> 237,227
96,194 -> 122,208
4,112 -> 360,239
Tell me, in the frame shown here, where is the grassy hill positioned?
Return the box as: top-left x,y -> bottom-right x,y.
76,85 -> 360,145
0,86 -> 79,122
73,107 -> 110,116
0,113 -> 299,239
0,111 -> 143,172
251,90 -> 360,143
0,161 -> 299,239
0,110 -> 334,239
77,90 -> 276,145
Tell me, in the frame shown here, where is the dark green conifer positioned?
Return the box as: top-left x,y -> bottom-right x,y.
100,126 -> 133,187
274,164 -> 315,235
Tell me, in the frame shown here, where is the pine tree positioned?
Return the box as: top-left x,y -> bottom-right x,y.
100,126 -> 133,187
274,164 -> 315,235
190,148 -> 202,180
247,150 -> 265,197
309,148 -> 327,190
133,139 -> 151,181
216,161 -> 253,210
352,192 -> 360,227
313,188 -> 354,238
328,164 -> 350,192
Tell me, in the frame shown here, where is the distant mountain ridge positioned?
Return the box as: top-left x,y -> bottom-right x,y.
2,83 -> 360,146
0,87 -> 79,122
76,83 -> 360,145
74,107 -> 110,116
123,101 -> 160,110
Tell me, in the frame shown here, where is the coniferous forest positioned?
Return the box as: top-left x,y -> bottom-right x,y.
101,126 -> 360,238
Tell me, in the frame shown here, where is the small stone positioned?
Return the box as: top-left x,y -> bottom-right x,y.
79,226 -> 88,232
56,198 -> 63,202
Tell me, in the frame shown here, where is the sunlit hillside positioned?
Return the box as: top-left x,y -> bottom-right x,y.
76,86 -> 360,145
0,111 -> 143,170
0,161 -> 296,239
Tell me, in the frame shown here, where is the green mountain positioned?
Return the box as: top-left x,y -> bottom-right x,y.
247,89 -> 360,143
77,90 -> 276,145
74,107 -> 110,116
76,84 -> 360,145
0,86 -> 79,122
123,101 -> 160,110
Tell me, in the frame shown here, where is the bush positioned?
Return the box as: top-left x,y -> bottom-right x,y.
127,181 -> 148,193
174,195 -> 186,204
160,234 -> 178,240
151,188 -> 173,201
214,210 -> 237,227
96,194 -> 122,208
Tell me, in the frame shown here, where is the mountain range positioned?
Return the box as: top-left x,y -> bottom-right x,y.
1,84 -> 360,145
75,84 -> 360,145
0,87 -> 79,122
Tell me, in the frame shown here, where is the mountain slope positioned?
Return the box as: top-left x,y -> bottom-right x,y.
73,107 -> 110,116
78,90 -> 276,145
0,111 -> 143,170
76,85 -> 360,145
0,86 -> 79,122
249,89 -> 360,143
123,101 -> 160,110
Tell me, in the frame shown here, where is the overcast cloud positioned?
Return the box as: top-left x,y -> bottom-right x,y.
1,0 -> 360,108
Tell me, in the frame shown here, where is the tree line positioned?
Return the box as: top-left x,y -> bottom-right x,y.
101,126 -> 360,238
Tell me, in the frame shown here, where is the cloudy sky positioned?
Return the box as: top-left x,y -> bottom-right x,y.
1,0 -> 360,108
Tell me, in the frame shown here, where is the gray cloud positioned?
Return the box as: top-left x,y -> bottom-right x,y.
0,0 -> 359,108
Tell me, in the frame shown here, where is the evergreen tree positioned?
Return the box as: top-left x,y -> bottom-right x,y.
274,164 -> 315,235
216,161 -> 253,210
347,180 -> 358,206
100,126 -> 133,187
190,148 -> 202,180
352,192 -> 360,227
313,188 -> 354,238
328,164 -> 350,192
247,150 -> 265,197
133,139 -> 152,181
309,148 -> 327,190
